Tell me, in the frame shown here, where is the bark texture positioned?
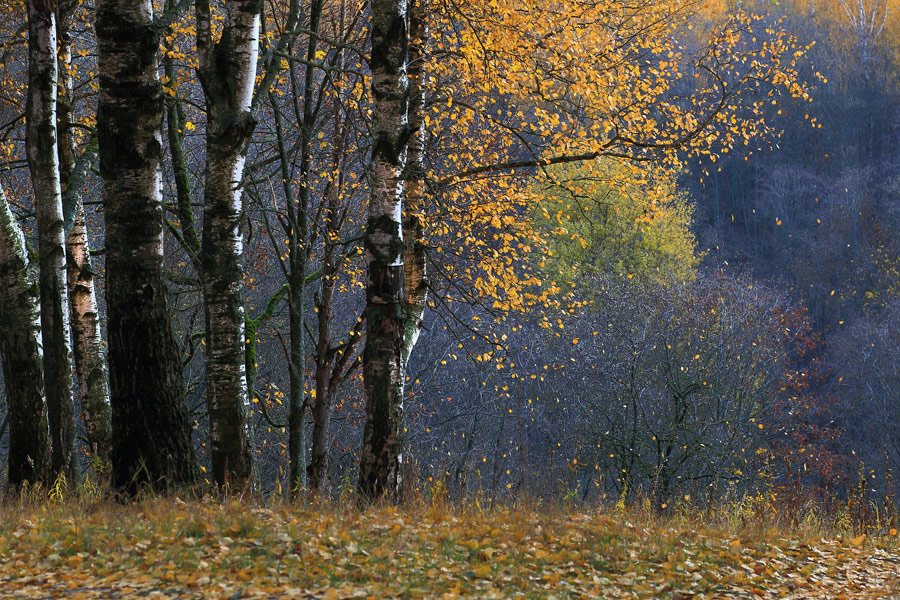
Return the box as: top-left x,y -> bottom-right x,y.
196,0 -> 262,489
58,0 -> 112,468
402,0 -> 428,367
97,0 -> 196,493
56,0 -> 76,186
0,183 -> 49,489
26,0 -> 77,484
66,202 -> 112,463
358,0 -> 410,503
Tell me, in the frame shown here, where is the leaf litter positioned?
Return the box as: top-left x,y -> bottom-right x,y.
0,500 -> 898,599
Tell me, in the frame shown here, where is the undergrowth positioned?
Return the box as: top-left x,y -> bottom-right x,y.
0,473 -> 898,599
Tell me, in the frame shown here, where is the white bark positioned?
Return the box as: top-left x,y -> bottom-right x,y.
26,0 -> 77,483
0,181 -> 49,487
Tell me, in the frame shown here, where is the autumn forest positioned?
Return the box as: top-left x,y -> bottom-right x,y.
1,0 -> 900,593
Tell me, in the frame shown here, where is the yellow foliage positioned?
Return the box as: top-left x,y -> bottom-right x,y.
532,160 -> 701,287
422,0 -> 811,315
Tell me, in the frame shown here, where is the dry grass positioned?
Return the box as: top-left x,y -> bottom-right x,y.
0,484 -> 899,599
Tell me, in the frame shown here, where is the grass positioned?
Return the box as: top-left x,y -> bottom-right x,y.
0,489 -> 899,599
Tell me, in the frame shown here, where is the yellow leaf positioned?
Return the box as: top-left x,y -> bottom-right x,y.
472,565 -> 492,578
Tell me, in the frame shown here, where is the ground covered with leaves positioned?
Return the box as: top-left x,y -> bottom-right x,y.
0,498 -> 898,599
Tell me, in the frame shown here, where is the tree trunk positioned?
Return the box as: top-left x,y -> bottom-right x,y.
97,0 -> 196,493
267,84 -> 309,498
402,0 -> 427,367
66,202 -> 112,463
56,0 -> 76,186
288,255 -> 307,496
285,0 -> 327,498
309,308 -> 333,493
309,194 -> 338,493
196,0 -> 261,490
0,182 -> 49,489
358,0 -> 410,503
58,0 -> 112,469
309,200 -> 338,492
26,0 -> 77,485
308,1 -> 358,494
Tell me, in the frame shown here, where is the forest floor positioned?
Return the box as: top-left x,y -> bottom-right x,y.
0,497 -> 898,599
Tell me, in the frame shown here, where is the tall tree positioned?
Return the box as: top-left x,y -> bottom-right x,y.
353,0 -> 812,503
96,0 -> 196,492
195,0 -> 262,489
26,0 -> 77,484
358,0 -> 410,502
0,181 -> 50,489
283,0 -> 328,496
58,0 -> 112,466
308,102 -> 367,493
402,0 -> 427,369
251,0 -> 369,493
66,186 -> 112,464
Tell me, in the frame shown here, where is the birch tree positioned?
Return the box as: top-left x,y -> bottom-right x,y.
58,0 -> 111,467
0,181 -> 49,488
26,0 -> 77,483
65,176 -> 112,464
97,0 -> 196,492
196,0 -> 262,489
358,0 -> 410,502
402,0 -> 427,370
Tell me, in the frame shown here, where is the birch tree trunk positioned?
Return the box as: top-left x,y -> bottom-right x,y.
58,0 -> 112,468
402,0 -> 427,367
66,201 -> 112,463
358,0 -> 410,503
26,0 -> 77,484
56,0 -> 76,186
195,0 -> 262,489
97,0 -> 196,493
0,182 -> 49,489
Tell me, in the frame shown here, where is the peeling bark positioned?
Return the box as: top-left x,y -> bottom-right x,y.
196,0 -> 263,490
26,0 -> 77,484
0,182 -> 49,489
66,202 -> 112,463
358,0 -> 410,503
58,0 -> 112,470
97,0 -> 196,493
